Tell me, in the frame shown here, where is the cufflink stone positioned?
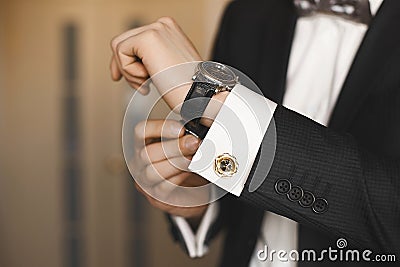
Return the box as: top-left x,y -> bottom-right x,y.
214,153 -> 238,177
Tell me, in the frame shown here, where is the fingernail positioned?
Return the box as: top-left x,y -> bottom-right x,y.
185,136 -> 200,151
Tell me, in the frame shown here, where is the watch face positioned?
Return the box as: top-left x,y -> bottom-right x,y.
199,61 -> 238,87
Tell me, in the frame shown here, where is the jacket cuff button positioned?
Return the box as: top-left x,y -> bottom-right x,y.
274,179 -> 291,195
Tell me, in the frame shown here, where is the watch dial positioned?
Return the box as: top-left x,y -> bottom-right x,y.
200,61 -> 237,85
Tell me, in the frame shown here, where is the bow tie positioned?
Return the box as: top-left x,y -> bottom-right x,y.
294,0 -> 372,25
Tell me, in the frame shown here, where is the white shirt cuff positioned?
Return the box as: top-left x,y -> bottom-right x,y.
188,84 -> 277,196
171,200 -> 219,258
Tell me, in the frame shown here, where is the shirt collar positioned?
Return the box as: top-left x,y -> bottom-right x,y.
369,0 -> 384,16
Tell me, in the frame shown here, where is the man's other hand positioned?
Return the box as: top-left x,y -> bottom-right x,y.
132,119 -> 209,219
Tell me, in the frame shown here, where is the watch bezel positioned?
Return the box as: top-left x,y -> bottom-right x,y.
193,61 -> 239,90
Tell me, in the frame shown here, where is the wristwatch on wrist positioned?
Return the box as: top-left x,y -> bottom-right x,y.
180,61 -> 239,139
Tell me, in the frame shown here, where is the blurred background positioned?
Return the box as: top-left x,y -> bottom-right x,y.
0,0 -> 231,266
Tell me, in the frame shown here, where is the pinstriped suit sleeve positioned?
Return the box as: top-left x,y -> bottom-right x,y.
240,104 -> 400,257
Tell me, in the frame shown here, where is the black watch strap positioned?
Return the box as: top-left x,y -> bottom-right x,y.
181,120 -> 210,140
180,82 -> 218,139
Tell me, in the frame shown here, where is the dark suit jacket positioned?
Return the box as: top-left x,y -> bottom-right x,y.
169,0 -> 400,266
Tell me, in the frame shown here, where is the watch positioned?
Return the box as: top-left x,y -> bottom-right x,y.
180,61 -> 239,139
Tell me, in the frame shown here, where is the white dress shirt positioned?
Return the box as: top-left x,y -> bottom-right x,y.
173,0 -> 384,265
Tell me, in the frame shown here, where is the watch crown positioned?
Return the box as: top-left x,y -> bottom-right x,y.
215,85 -> 232,93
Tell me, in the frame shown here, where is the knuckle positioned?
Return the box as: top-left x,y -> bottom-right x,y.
121,64 -> 130,71
115,41 -> 125,55
130,83 -> 140,90
145,165 -> 159,181
110,35 -> 121,50
145,28 -> 160,40
140,148 -> 150,163
152,21 -> 164,31
144,165 -> 153,178
158,16 -> 176,26
134,121 -> 146,139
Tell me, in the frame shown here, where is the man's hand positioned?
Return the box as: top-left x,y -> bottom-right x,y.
111,18 -> 217,219
110,17 -> 202,110
132,119 -> 210,219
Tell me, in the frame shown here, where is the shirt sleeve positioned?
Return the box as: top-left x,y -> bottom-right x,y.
170,200 -> 220,258
188,84 -> 277,196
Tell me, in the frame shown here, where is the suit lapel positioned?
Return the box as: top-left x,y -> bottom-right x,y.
329,0 -> 400,130
257,0 -> 297,104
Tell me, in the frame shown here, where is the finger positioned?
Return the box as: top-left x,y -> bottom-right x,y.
136,172 -> 209,212
111,25 -> 154,94
112,27 -> 155,74
134,178 -> 178,211
152,173 -> 210,207
110,24 -> 154,52
141,157 -> 191,187
116,55 -> 145,80
123,72 -> 148,84
139,134 -> 200,165
112,54 -> 150,94
114,29 -> 166,73
115,35 -> 144,69
136,171 -> 191,193
122,60 -> 149,79
140,172 -> 188,200
115,51 -> 147,80
110,56 -> 122,81
125,78 -> 150,95
127,81 -> 141,90
180,174 -> 209,187
152,172 -> 190,194
134,120 -> 185,145
123,73 -> 150,94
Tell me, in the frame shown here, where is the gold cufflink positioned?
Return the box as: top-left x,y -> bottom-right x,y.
214,153 -> 238,177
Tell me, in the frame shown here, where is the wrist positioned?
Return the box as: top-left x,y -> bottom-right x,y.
169,83 -> 229,127
200,91 -> 229,128
164,83 -> 192,113
179,61 -> 237,136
